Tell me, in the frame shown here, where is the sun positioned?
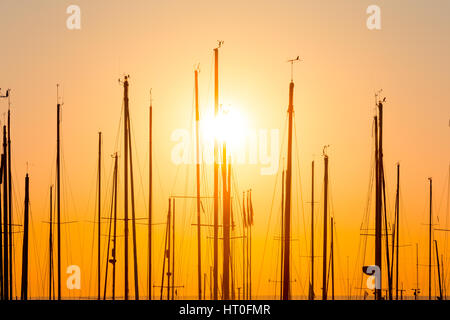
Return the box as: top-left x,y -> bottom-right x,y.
201,105 -> 247,150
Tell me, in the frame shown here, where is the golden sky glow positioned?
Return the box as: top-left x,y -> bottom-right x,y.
0,0 -> 449,299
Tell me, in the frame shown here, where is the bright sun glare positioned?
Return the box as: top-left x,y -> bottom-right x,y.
201,105 -> 247,149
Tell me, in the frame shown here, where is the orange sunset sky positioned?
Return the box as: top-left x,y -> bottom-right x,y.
0,0 -> 449,299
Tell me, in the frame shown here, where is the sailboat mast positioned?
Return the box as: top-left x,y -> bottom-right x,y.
242,192 -> 246,300
395,164 -> 400,300
434,240 -> 442,299
428,177 -> 432,300
382,165 -> 392,300
97,132 -> 102,300
172,198 -> 175,300
310,161 -> 314,300
56,87 -> 62,300
322,150 -> 328,300
249,190 -> 253,300
213,42 -> 222,300
331,216 -> 334,300
222,129 -> 230,300
228,161 -> 235,300
194,69 -> 202,300
160,199 -> 170,300
374,112 -> 382,300
280,169 -> 285,299
112,154 -> 118,300
282,62 -> 296,301
0,152 -> 2,300
167,198 -> 171,300
123,76 -> 130,300
49,186 -> 53,300
415,243 -> 419,300
127,108 -> 140,300
148,90 -> 153,300
7,103 -> 12,299
103,154 -> 118,300
0,89 -> 9,301
20,173 -> 29,300
2,126 -> 7,300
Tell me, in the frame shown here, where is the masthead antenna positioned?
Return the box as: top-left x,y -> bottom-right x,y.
149,88 -> 153,108
375,89 -> 386,105
57,84 -> 60,104
0,88 -> 10,98
0,89 -> 10,110
287,56 -> 301,82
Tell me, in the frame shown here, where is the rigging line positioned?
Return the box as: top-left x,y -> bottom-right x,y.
194,51 -> 215,279
327,165 -> 345,295
87,165 -> 103,298
59,134 -> 75,299
80,153 -> 103,298
292,117 -> 308,290
60,143 -> 86,299
98,151 -> 116,295
435,169 -> 450,290
128,115 -> 149,215
435,169 -> 448,225
229,166 -> 248,294
29,205 -> 45,298
164,102 -> 195,297
356,133 -> 376,299
398,180 -> 415,287
255,113 -> 288,297
328,169 -> 351,297
11,160 -> 24,298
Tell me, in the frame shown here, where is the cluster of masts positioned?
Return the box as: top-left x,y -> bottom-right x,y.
0,44 -> 448,300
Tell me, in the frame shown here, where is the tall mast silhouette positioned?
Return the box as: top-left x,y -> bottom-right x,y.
222,109 -> 230,300
56,85 -> 62,300
395,163 -> 400,299
242,192 -> 247,300
0,88 -> 9,300
120,76 -> 142,299
428,177 -> 432,300
49,186 -> 53,300
148,90 -> 153,300
112,154 -> 118,300
167,198 -> 171,300
248,190 -> 254,300
213,41 -> 223,300
282,56 -> 300,300
331,216 -> 334,300
280,168 -> 285,299
127,96 -> 140,301
434,240 -> 442,299
374,93 -> 386,300
97,132 -> 102,300
0,132 -> 2,301
194,67 -> 202,300
20,173 -> 30,300
103,154 -> 118,300
2,125 -> 8,300
122,76 -> 130,300
322,147 -> 329,300
120,75 -> 140,300
7,96 -> 12,299
310,161 -> 314,300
